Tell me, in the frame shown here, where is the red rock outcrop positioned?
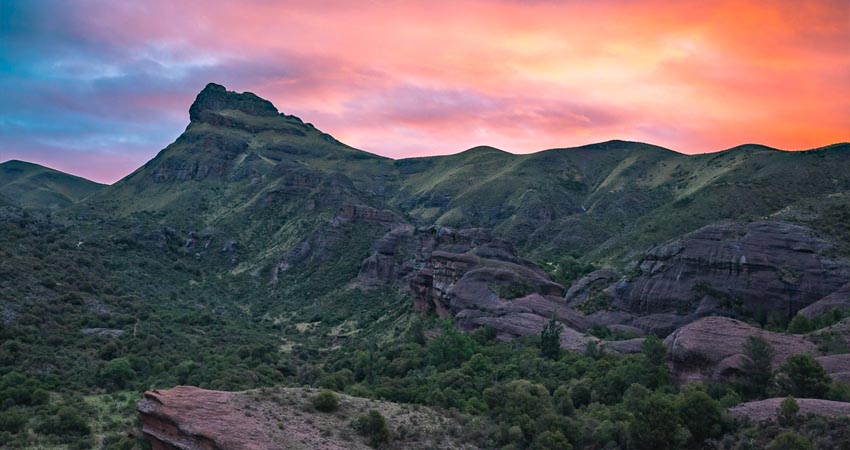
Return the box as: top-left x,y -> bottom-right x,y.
729,397 -> 850,422
138,386 -> 281,450
138,386 -> 481,450
569,220 -> 850,335
664,316 -> 818,383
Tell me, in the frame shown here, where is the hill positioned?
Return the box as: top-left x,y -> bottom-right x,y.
0,160 -> 104,209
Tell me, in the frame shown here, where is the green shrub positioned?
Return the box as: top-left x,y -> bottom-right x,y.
740,336 -> 774,398
766,432 -> 814,450
312,389 -> 339,413
352,410 -> 390,448
776,354 -> 830,398
676,389 -> 724,443
779,396 -> 799,426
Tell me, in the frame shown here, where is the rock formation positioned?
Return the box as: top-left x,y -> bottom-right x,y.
729,397 -> 850,423
356,224 -> 597,346
569,220 -> 850,335
138,386 -> 480,450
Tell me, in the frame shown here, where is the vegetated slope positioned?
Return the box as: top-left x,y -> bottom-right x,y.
391,141 -> 850,262
0,160 -> 104,209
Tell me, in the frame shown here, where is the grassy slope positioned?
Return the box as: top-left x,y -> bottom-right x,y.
391,141 -> 850,262
0,160 -> 104,209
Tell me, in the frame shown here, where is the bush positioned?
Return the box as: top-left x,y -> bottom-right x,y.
787,315 -> 814,333
766,432 -> 814,450
352,410 -> 390,448
34,406 -> 90,438
778,396 -> 799,426
312,390 -> 339,413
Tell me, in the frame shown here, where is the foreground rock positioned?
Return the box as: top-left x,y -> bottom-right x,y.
729,398 -> 850,422
138,386 -> 479,450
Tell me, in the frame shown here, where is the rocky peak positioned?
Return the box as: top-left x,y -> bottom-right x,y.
189,83 -> 280,123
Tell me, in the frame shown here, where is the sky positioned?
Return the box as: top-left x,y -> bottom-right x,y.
0,0 -> 848,184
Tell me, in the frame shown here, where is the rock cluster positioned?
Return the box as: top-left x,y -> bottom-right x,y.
569,221 -> 850,335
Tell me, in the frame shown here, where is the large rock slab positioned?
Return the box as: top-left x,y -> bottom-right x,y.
138,386 -> 279,450
138,386 -> 480,450
664,316 -> 818,383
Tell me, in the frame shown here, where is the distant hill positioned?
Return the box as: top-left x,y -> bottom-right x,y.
78,84 -> 850,265
0,160 -> 104,209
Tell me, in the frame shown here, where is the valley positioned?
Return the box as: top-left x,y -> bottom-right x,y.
1,84 -> 849,449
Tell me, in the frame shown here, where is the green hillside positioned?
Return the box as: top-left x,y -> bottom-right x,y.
0,160 -> 104,209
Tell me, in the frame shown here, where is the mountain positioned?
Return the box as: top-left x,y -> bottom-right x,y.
2,83 -> 849,449
0,159 -> 104,209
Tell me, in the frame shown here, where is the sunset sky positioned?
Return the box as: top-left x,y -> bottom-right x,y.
1,0 -> 848,183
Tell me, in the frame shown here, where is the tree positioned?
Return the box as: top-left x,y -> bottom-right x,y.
540,316 -> 563,360
740,336 -> 774,398
767,432 -> 814,450
778,396 -> 799,426
623,385 -> 687,450
553,385 -> 575,416
533,430 -> 573,450
427,325 -> 475,369
100,357 -> 135,389
676,389 -> 724,444
776,354 -> 830,398
641,335 -> 666,366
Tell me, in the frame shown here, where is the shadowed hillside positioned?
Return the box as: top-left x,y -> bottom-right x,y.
0,160 -> 104,209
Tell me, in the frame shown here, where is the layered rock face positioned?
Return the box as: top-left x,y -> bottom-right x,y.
568,221 -> 850,335
357,224 -> 595,347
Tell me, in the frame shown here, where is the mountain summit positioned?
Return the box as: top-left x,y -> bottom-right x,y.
188,83 -> 280,123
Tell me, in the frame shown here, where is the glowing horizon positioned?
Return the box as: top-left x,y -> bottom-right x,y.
1,0 -> 848,183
